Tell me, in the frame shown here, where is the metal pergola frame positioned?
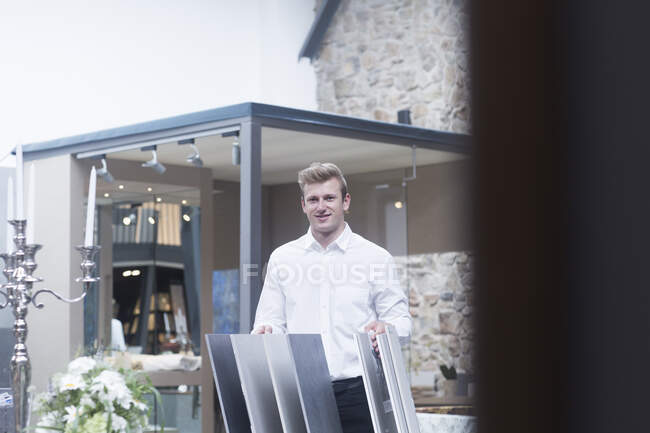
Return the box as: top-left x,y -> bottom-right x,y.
23,101 -> 471,332
22,102 -> 471,433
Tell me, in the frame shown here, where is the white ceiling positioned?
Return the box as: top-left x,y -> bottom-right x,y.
108,126 -> 466,185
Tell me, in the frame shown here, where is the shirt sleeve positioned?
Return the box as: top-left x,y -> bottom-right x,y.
371,254 -> 411,342
251,255 -> 288,334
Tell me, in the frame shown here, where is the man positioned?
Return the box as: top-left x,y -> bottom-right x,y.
253,162 -> 411,433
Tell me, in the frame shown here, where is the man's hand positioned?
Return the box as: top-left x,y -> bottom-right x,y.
364,321 -> 387,355
253,325 -> 273,334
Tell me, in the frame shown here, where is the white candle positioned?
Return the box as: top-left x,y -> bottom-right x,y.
84,166 -> 96,247
15,144 -> 23,220
6,177 -> 13,252
26,164 -> 35,244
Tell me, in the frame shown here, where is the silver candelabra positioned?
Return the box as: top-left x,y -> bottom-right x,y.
0,219 -> 100,433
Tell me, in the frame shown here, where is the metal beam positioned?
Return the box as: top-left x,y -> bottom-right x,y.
299,0 -> 342,60
239,120 -> 262,334
198,167 -> 216,433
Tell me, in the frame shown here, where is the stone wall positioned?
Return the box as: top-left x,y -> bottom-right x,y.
313,0 -> 471,133
396,252 -> 474,396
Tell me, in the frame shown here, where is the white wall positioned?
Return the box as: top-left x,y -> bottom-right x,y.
0,168 -> 14,327
0,0 -> 317,160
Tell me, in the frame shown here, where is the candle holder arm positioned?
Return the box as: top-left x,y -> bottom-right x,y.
0,288 -> 10,309
31,287 -> 90,309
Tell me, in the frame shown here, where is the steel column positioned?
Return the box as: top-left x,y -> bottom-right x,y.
239,120 -> 262,334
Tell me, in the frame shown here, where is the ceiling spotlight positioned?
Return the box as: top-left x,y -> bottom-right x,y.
131,269 -> 141,277
179,138 -> 203,167
122,216 -> 131,226
104,193 -> 110,198
222,131 -> 240,166
118,184 -> 124,190
147,216 -> 156,225
97,157 -> 115,183
181,199 -> 188,205
147,187 -> 152,192
187,144 -> 204,167
122,270 -> 132,277
394,201 -> 403,209
156,197 -> 162,203
182,214 -> 191,222
141,146 -> 166,174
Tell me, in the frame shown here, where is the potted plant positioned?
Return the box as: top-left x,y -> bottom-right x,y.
34,356 -> 162,433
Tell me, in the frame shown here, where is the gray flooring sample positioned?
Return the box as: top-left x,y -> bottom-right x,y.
354,332 -> 398,433
377,334 -> 408,433
384,326 -> 420,433
205,334 -> 251,433
231,335 -> 284,433
264,335 -> 308,433
288,334 -> 343,433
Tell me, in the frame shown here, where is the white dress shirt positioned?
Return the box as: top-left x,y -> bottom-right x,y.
253,223 -> 411,380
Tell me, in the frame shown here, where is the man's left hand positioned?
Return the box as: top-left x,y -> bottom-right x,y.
364,321 -> 387,355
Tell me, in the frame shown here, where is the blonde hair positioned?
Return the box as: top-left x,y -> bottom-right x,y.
298,162 -> 348,197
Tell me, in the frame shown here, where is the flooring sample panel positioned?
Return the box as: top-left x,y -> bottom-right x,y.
355,332 -> 399,433
231,335 -> 284,433
288,334 -> 343,433
264,335 -> 308,433
377,334 -> 409,433
205,334 -> 251,433
385,326 -> 421,433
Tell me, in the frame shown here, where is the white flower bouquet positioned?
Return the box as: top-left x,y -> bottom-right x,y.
34,356 -> 162,433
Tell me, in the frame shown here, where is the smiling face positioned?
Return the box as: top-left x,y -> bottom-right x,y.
301,177 -> 351,243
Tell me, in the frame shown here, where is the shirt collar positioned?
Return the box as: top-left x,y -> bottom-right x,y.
304,223 -> 353,252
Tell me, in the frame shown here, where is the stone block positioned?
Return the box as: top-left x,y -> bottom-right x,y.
439,311 -> 463,334
341,57 -> 360,77
334,79 -> 356,98
423,294 -> 439,306
360,51 -> 376,70
373,109 -> 391,122
440,292 -> 453,302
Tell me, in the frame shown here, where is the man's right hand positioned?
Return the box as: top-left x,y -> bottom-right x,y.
253,325 -> 273,334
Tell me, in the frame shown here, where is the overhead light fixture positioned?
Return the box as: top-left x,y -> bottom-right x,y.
103,193 -> 110,198
147,216 -> 156,225
394,201 -> 403,209
178,138 -> 203,167
141,146 -> 166,174
96,157 -> 115,183
122,270 -> 132,277
147,187 -> 152,192
156,197 -> 162,203
131,269 -> 141,277
118,184 -> 124,190
181,199 -> 188,205
182,214 -> 191,222
222,131 -> 240,166
122,213 -> 136,226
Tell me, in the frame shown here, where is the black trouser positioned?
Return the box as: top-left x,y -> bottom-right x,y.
332,376 -> 373,433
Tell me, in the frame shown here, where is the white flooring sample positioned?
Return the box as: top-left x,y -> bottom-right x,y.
378,334 -> 409,433
354,332 -> 399,433
385,326 -> 421,433
231,335 -> 284,433
264,335 -> 308,433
